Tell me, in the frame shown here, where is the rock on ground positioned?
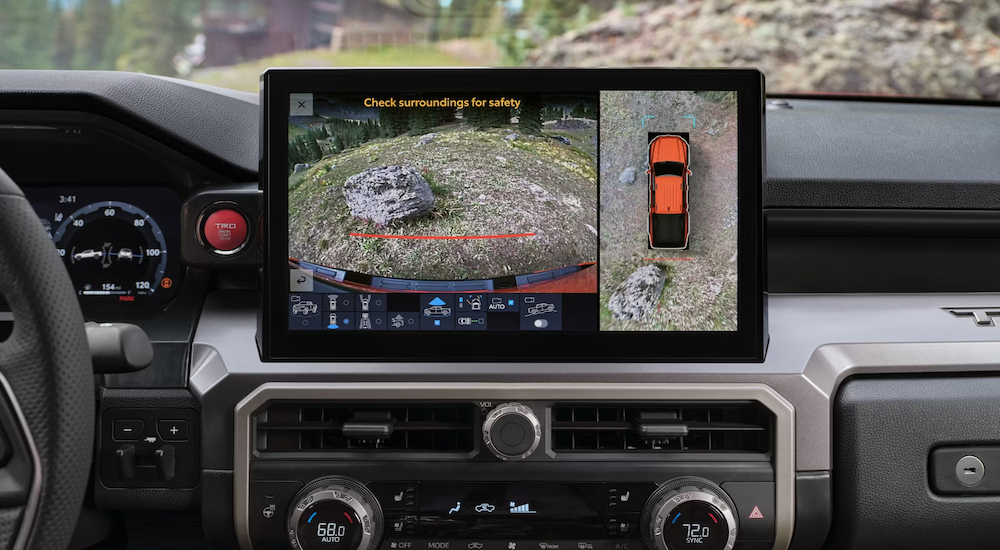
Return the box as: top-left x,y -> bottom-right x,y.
549,118 -> 596,130
293,163 -> 310,172
619,167 -> 637,184
505,133 -> 519,140
528,0 -> 1000,100
343,166 -> 435,225
415,133 -> 437,146
608,264 -> 666,321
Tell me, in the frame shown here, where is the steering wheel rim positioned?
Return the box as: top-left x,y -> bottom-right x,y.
0,166 -> 93,550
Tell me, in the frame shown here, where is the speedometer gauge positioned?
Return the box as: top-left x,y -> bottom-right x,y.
52,201 -> 169,301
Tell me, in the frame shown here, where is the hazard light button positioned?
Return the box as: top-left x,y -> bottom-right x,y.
201,207 -> 249,254
720,481 -> 775,542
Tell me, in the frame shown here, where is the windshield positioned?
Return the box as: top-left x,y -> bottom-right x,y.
1,0 -> 997,99
652,161 -> 685,177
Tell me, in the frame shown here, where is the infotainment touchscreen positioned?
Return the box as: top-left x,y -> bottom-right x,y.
261,69 -> 765,361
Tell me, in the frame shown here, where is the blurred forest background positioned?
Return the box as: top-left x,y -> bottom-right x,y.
2,0 -> 999,99
0,0 -> 602,78
0,0 -> 198,75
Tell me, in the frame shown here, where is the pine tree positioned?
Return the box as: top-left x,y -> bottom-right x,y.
53,8 -> 76,70
75,0 -> 114,69
518,94 -> 543,135
116,0 -> 196,76
331,134 -> 345,153
437,107 -> 456,125
379,108 -> 409,137
464,105 -> 509,130
462,106 -> 480,128
485,106 -> 510,128
0,0 -> 57,69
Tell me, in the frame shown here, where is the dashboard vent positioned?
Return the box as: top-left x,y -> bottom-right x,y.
255,402 -> 476,454
550,402 -> 771,454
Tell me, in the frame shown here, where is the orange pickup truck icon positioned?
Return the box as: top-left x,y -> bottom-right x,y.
647,135 -> 692,249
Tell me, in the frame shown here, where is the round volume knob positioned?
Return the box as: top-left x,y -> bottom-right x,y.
287,476 -> 383,550
641,477 -> 738,550
483,402 -> 541,460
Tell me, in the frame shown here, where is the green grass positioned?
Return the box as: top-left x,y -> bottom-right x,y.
288,123 -> 598,281
187,46 -> 470,93
423,170 -> 449,196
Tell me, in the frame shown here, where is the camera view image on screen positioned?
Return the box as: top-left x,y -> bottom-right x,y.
286,91 -> 598,332
599,91 -> 738,332
285,89 -> 737,333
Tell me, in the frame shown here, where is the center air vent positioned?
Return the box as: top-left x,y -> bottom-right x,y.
255,402 -> 476,454
550,402 -> 772,454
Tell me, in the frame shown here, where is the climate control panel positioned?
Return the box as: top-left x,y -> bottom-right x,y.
237,389 -> 788,550
249,473 -> 774,550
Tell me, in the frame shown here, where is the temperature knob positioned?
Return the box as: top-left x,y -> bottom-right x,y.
483,402 -> 541,460
287,477 -> 383,550
641,477 -> 738,550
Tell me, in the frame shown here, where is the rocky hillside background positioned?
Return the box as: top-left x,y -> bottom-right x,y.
529,0 -> 1000,99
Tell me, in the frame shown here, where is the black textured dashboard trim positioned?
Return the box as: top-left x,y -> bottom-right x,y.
765,99 -> 1000,209
787,472 -> 830,550
0,71 -> 257,182
830,376 -> 1000,549
768,209 -> 1000,238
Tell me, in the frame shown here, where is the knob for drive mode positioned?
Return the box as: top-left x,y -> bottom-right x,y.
287,477 -> 383,550
483,402 -> 541,460
641,477 -> 738,550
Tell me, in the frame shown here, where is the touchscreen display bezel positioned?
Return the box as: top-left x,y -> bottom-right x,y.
260,68 -> 765,362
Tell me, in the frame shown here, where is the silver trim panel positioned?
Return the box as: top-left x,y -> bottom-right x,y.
194,292 -> 1000,474
233,382 -> 795,550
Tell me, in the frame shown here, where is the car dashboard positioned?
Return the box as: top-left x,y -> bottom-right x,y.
2,71 -> 1000,550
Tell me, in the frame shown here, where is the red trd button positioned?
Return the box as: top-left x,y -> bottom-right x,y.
203,208 -> 248,251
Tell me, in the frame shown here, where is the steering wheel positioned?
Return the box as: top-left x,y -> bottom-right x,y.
0,167 -> 93,550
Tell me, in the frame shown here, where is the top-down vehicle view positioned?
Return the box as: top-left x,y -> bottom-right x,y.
647,135 -> 691,249
4,1 -> 1000,550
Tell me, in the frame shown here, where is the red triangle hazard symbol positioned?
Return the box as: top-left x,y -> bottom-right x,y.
748,506 -> 764,519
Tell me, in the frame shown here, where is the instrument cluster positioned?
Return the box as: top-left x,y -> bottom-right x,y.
25,185 -> 183,315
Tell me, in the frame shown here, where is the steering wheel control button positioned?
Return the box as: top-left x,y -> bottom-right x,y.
113,419 -> 144,441
956,455 -> 986,486
157,419 -> 189,441
482,402 -> 541,460
201,207 -> 249,254
642,477 -> 738,550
